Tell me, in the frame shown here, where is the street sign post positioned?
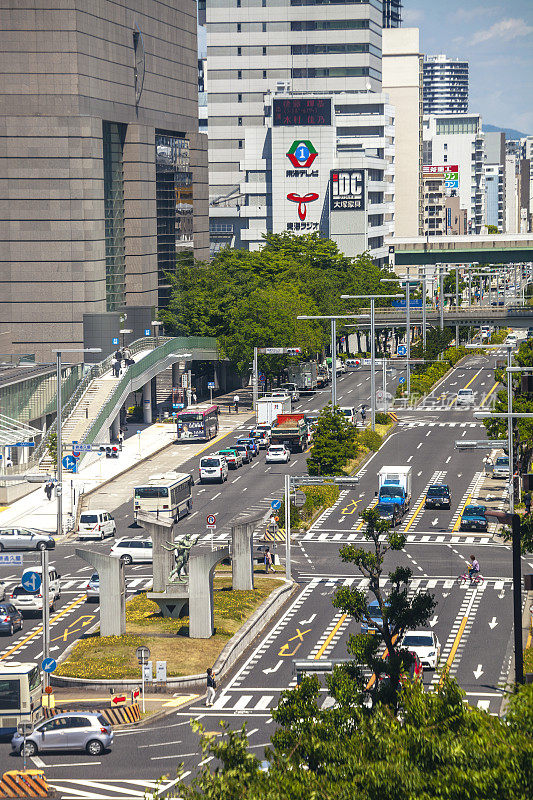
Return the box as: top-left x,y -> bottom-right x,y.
399,376 -> 406,385
293,490 -> 306,508
271,500 -> 282,510
208,381 -> 215,402
207,514 -> 216,549
397,345 -> 407,356
135,645 -> 151,713
62,454 -> 78,472
41,658 -> 57,673
17,721 -> 33,770
21,571 -> 41,593
0,554 -> 23,566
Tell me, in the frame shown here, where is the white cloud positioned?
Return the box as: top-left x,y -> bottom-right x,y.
453,6 -> 500,23
470,17 -> 533,46
402,8 -> 424,25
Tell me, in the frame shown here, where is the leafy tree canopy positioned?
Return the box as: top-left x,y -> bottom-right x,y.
306,405 -> 358,475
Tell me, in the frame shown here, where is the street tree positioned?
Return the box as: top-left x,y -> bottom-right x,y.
332,507 -> 436,710
306,405 -> 358,475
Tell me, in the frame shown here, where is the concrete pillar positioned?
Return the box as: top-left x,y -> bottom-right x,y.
111,415 -> 120,441
189,547 -> 230,638
75,548 -> 126,636
143,381 -> 152,424
231,515 -> 262,591
135,513 -> 175,593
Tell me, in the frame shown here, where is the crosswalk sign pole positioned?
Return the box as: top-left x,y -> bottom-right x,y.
285,474 -> 291,580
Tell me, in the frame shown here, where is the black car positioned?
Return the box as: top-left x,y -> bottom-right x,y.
375,502 -> 403,527
460,504 -> 488,532
424,484 -> 451,509
0,603 -> 23,636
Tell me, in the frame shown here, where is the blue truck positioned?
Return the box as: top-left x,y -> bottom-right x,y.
376,466 -> 413,517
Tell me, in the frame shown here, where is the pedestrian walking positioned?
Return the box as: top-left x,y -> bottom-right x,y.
44,480 -> 54,501
206,667 -> 216,707
114,348 -> 122,361
525,491 -> 531,515
118,429 -> 124,450
111,357 -> 120,378
234,394 -> 240,413
264,547 -> 273,574
122,346 -> 132,362
192,392 -> 197,405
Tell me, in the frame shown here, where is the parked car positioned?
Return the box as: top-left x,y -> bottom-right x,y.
456,389 -> 475,406
401,630 -> 441,670
375,502 -> 402,528
265,445 -> 291,464
424,484 -> 451,509
232,443 -> 252,464
216,448 -> 242,469
199,454 -> 228,484
459,504 -> 488,532
11,712 -> 113,756
78,510 -> 116,540
110,537 -> 153,565
237,437 -> 259,457
361,600 -> 389,635
492,455 -> 510,479
280,383 -> 300,401
336,361 -> 347,374
86,572 -> 100,602
0,603 -> 23,635
0,529 -> 54,552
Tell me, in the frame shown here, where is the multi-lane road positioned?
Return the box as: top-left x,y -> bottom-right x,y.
0,347 -> 530,800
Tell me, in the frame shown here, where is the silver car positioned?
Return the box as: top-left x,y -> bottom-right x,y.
86,572 -> 100,602
11,712 -> 113,756
0,528 -> 55,552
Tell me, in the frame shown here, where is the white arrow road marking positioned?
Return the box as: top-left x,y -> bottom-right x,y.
431,518 -> 438,526
473,664 -> 484,679
429,616 -> 438,627
263,660 -> 283,675
488,616 -> 498,629
300,614 -> 317,625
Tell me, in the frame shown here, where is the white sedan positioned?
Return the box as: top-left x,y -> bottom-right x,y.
401,630 -> 441,670
265,445 -> 291,464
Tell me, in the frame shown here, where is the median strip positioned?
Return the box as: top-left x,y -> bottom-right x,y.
403,495 -> 426,533
439,587 -> 479,685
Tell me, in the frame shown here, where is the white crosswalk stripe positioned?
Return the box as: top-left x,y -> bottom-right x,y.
46,779 -> 164,800
294,530 -> 492,544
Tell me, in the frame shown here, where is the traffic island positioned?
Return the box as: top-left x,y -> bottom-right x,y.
52,571 -> 285,688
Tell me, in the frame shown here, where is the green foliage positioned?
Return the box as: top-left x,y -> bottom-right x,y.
374,412 -> 390,425
443,268 -> 466,299
46,432 -> 57,468
487,224 -> 500,234
279,484 -> 341,530
360,428 -> 382,452
161,233 -> 395,376
307,405 -> 359,475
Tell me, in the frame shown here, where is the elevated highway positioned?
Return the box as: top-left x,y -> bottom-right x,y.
360,304 -> 533,328
391,234 -> 533,267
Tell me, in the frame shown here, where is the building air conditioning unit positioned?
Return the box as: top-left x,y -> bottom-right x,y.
275,80 -> 291,93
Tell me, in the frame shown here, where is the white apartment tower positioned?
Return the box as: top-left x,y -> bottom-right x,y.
423,54 -> 468,115
203,0 -> 393,259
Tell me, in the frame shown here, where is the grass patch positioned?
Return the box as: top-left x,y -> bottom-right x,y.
525,645 -> 533,673
55,572 -> 283,680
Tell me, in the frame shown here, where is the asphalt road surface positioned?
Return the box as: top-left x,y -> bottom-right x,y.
1,351 -> 531,800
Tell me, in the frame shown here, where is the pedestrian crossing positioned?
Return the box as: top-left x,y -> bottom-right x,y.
398,421 -> 485,428
0,576 -> 154,593
294,530 -> 493,545
46,778 -> 171,800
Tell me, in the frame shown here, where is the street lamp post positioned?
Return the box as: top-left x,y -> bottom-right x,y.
119,328 -> 133,350
151,320 -> 163,348
340,295 -> 403,431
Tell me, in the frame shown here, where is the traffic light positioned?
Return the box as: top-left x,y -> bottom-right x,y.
99,445 -> 119,458
286,348 -> 302,355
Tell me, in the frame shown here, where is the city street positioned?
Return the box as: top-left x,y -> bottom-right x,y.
0,348 -> 529,799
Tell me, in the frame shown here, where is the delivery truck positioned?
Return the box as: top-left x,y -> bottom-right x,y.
287,362 -> 318,392
376,466 -> 412,516
256,395 -> 292,426
270,413 -> 308,453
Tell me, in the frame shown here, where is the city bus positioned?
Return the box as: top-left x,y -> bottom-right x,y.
176,405 -> 219,441
133,472 -> 194,522
0,661 -> 43,736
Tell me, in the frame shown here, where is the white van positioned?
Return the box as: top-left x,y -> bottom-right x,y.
340,406 -> 357,425
199,454 -> 228,484
11,565 -> 61,614
78,510 -> 116,540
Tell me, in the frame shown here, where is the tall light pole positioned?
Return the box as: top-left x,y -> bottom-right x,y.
340,294 -> 403,430
151,320 -> 163,347
297,314 -> 370,409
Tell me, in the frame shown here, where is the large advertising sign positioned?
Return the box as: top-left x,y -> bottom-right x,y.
423,164 -> 459,189
330,169 -> 365,211
273,98 -> 332,127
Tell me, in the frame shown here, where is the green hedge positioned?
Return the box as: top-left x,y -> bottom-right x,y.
280,484 -> 340,530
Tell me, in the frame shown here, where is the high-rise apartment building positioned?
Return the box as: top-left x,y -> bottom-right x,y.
0,0 -> 208,362
423,55 -> 468,115
483,131 -> 505,231
204,0 -> 394,259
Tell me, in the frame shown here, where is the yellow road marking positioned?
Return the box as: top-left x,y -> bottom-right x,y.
342,500 -> 360,515
365,634 -> 398,690
356,500 -> 377,531
315,614 -> 347,660
449,369 -> 483,407
279,627 -> 312,656
51,613 -> 95,643
452,493 -> 472,533
0,594 -> 87,661
403,494 -> 426,533
439,617 -> 468,684
480,381 -> 500,407
288,627 -> 311,643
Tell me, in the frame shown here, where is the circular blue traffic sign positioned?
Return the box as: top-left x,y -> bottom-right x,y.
399,376 -> 406,384
22,571 -> 41,593
41,658 -> 57,674
271,500 -> 282,510
62,455 -> 77,471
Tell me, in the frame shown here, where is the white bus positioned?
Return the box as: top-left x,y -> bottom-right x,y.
0,661 -> 43,736
133,472 -> 194,522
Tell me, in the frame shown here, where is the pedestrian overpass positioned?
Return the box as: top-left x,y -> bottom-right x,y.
390,234 -> 533,267
370,303 -> 533,328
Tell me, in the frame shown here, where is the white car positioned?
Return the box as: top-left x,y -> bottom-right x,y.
336,362 -> 346,374
401,630 -> 441,670
340,406 -> 356,425
110,537 -> 153,565
456,388 -> 475,406
506,334 -> 518,347
265,445 -> 291,464
11,565 -> 61,614
492,455 -> 510,479
199,454 -> 228,484
78,510 -> 116,540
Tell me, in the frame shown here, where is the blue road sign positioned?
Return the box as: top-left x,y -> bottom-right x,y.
112,337 -> 119,346
207,381 -> 215,389
62,455 -> 77,472
399,376 -> 406,384
271,500 -> 282,510
397,345 -> 407,356
0,554 -> 23,566
12,442 -> 35,448
144,329 -> 151,336
41,658 -> 57,674
21,571 -> 41,593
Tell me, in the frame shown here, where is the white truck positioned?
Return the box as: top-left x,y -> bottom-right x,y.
256,394 -> 292,426
287,362 -> 318,391
376,466 -> 412,516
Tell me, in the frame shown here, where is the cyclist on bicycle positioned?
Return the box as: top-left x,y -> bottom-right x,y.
468,554 -> 480,581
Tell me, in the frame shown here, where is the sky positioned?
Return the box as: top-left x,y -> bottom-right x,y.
403,0 -> 533,134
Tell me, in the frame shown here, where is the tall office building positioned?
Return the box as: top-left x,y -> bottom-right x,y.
205,0 -> 394,259
423,54 -> 468,115
483,131 -> 505,231
382,1 -> 403,28
0,0 -> 208,362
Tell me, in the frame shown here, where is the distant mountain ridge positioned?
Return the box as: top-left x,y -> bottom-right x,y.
483,123 -> 530,140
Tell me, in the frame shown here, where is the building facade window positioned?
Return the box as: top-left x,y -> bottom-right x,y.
102,121 -> 126,312
155,132 -> 193,308
292,66 -> 379,79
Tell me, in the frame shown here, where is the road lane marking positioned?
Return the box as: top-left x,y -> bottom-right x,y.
314,614 -> 348,660
452,493 -> 472,532
0,594 -> 86,661
480,381 -> 500,407
439,586 -> 479,685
